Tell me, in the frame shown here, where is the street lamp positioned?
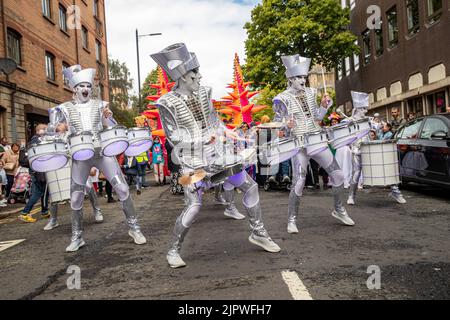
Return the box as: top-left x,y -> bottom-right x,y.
135,29 -> 162,107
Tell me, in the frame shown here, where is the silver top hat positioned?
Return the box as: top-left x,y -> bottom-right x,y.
351,91 -> 370,109
281,54 -> 311,78
63,65 -> 96,89
150,43 -> 200,81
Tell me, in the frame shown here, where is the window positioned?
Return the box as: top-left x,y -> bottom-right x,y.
81,26 -> 89,49
62,62 -> 70,87
375,20 -> 383,56
353,40 -> 360,71
362,29 -> 371,65
95,40 -> 102,61
345,57 -> 351,76
7,28 -> 22,66
387,6 -> 398,48
427,0 -> 442,23
399,119 -> 423,139
42,0 -> 52,19
406,0 -> 420,35
420,118 -> 448,139
59,4 -> 67,32
337,61 -> 343,80
45,52 -> 56,81
94,0 -> 99,17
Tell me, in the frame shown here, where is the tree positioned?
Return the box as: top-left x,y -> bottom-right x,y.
108,57 -> 137,127
243,0 -> 359,92
134,68 -> 159,113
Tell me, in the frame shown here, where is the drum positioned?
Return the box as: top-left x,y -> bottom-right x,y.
99,126 -> 129,157
361,140 -> 400,186
258,138 -> 301,166
125,128 -> 152,156
210,154 -> 245,185
354,118 -> 371,140
45,161 -> 71,204
304,130 -> 329,156
257,122 -> 284,130
69,132 -> 94,161
241,147 -> 257,167
328,122 -> 359,149
28,140 -> 69,173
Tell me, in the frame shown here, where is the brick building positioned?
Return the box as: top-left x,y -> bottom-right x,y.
0,0 -> 109,142
335,0 -> 449,121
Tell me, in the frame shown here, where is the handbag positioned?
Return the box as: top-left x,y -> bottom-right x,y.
4,162 -> 16,171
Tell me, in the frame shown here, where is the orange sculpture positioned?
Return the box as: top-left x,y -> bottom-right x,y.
215,53 -> 266,128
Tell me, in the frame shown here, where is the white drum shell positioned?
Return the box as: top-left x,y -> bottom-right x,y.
45,161 -> 71,204
127,128 -> 152,143
99,127 -> 129,156
361,141 -> 400,186
28,141 -> 69,173
304,131 -> 329,156
328,122 -> 358,149
259,138 -> 300,166
69,133 -> 94,160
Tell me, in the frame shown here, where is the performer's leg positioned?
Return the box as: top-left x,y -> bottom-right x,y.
168,183 -> 203,268
313,149 -> 355,226
389,185 -> 406,204
66,159 -> 92,252
97,156 -> 146,245
86,185 -> 103,223
222,184 -> 245,220
224,171 -> 280,253
348,153 -> 362,205
214,183 -> 227,205
44,203 -> 59,231
287,151 -> 309,234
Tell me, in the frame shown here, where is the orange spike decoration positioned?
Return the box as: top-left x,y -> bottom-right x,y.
214,53 -> 266,128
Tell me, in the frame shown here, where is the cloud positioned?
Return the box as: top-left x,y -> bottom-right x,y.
105,0 -> 260,99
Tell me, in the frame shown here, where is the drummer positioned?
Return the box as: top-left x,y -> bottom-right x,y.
347,91 -> 406,205
151,43 -> 280,268
272,54 -> 355,234
47,65 -> 146,252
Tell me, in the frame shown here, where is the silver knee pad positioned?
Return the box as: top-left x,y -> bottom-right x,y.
325,159 -> 345,187
71,182 -> 86,211
110,175 -> 130,201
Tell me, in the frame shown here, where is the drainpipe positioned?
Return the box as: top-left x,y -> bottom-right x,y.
73,0 -> 80,64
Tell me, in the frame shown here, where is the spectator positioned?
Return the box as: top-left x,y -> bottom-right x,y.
446,105 -> 450,113
378,122 -> 394,140
2,142 -> 20,199
407,112 -> 416,122
369,129 -> 378,141
98,174 -> 116,203
390,107 -> 406,132
0,160 -> 7,207
0,137 -> 10,156
135,150 -> 149,194
18,124 -> 49,223
124,155 -> 139,191
151,136 -> 165,185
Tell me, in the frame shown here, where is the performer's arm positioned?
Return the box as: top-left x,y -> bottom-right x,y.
47,105 -> 68,134
311,88 -> 333,121
100,101 -> 118,127
272,98 -> 290,137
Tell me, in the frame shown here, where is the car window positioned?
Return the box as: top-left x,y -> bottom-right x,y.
400,119 -> 423,139
420,118 -> 449,139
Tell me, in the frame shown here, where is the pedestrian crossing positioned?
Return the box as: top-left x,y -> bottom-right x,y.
0,239 -> 26,253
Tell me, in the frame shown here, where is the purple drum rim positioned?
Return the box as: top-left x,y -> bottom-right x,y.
332,136 -> 359,149
125,141 -> 153,156
31,155 -> 68,173
102,141 -> 129,157
356,129 -> 370,139
307,145 -> 329,156
73,149 -> 95,161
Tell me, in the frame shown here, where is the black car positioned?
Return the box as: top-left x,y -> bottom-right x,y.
395,113 -> 450,189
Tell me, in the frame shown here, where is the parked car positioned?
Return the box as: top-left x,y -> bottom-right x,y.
395,113 -> 450,189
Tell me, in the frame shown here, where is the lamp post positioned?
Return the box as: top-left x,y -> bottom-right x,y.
135,29 -> 162,107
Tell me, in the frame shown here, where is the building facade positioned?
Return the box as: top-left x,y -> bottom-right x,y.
0,0 -> 109,142
335,0 -> 449,121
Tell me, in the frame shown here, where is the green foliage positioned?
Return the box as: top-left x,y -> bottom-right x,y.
135,68 -> 159,112
243,0 -> 359,91
251,85 -> 279,122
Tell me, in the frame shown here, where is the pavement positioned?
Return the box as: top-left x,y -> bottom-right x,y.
0,181 -> 449,300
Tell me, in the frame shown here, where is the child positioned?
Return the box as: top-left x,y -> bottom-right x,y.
0,160 -> 7,207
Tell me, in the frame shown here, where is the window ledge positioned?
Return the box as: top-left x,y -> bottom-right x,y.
16,65 -> 26,73
64,86 -> 73,93
47,79 -> 59,87
83,47 -> 91,54
43,15 -> 56,26
405,31 -> 419,41
60,29 -> 70,38
425,17 -> 441,29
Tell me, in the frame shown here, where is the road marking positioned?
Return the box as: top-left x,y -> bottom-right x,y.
281,270 -> 313,300
0,239 -> 26,253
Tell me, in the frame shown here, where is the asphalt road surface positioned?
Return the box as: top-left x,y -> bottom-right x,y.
0,182 -> 449,300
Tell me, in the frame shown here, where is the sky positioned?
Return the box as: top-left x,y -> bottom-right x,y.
105,0 -> 261,100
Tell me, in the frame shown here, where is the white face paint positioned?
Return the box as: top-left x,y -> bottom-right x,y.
179,69 -> 202,94
289,76 -> 307,92
353,108 -> 368,120
74,83 -> 93,103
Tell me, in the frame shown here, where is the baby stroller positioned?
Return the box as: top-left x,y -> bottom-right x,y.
8,167 -> 32,204
263,161 -> 293,192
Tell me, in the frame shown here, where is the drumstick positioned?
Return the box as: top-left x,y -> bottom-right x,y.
321,64 -> 327,94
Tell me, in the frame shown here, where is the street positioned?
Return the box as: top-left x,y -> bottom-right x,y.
0,182 -> 449,300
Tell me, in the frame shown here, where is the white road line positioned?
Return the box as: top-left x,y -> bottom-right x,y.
281,270 -> 313,300
0,239 -> 26,253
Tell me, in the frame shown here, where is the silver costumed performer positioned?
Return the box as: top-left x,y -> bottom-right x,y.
347,91 -> 406,205
48,65 -> 146,252
273,55 -> 355,234
151,43 -> 280,269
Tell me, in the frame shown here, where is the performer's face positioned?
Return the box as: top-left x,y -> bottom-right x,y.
290,76 -> 307,91
353,108 -> 368,119
74,83 -> 93,103
182,69 -> 202,93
